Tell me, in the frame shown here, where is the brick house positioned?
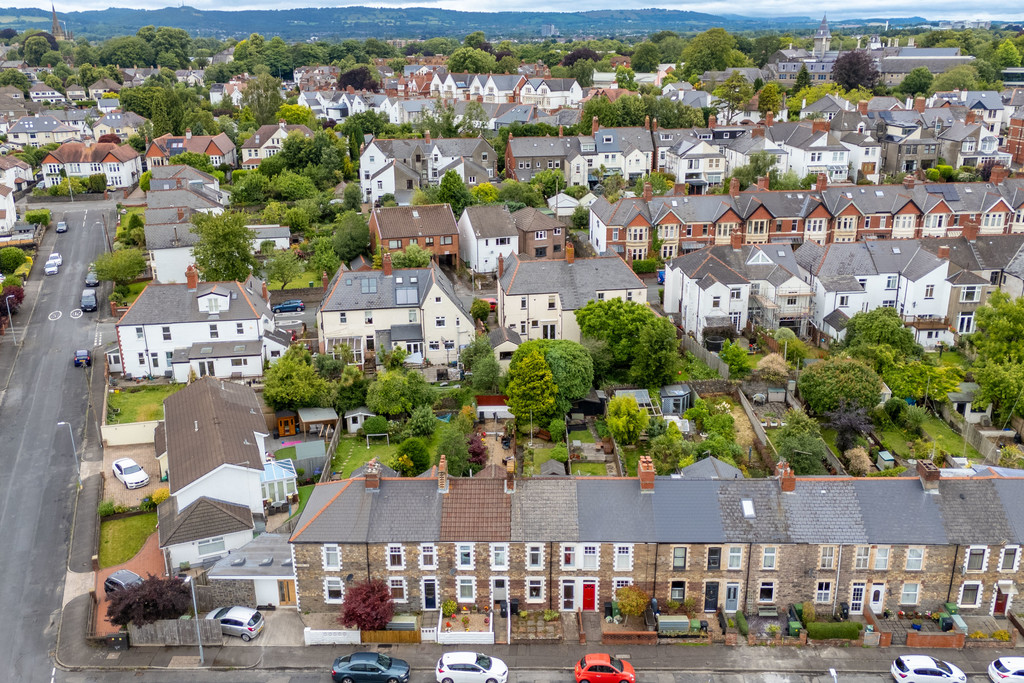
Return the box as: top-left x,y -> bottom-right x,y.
146,130 -> 237,168
290,458 -> 1024,621
369,204 -> 460,267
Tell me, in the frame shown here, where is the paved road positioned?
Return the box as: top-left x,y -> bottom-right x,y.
0,206 -> 113,682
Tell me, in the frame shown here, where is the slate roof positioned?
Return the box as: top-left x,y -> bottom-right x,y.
208,533 -> 293,578
158,496 -> 253,547
8,115 -> 77,135
488,325 -> 521,348
937,479 -> 1014,545
782,481 -> 867,544
118,278 -> 270,326
440,478 -> 510,541
509,206 -> 563,234
822,308 -> 850,331
510,479 -> 578,541
718,479 -> 789,542
462,204 -> 517,239
320,263 -> 467,320
577,479 -> 656,542
681,456 -> 744,480
498,252 -> 645,310
796,239 -> 947,282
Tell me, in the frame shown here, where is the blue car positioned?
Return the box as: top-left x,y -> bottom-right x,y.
272,299 -> 305,313
657,269 -> 666,284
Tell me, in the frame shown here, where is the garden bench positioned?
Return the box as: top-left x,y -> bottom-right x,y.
758,606 -> 779,618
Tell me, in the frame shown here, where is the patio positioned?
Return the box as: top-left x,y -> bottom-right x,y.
103,443 -> 162,507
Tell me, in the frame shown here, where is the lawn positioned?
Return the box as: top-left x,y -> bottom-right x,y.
268,270 -> 321,290
922,415 -> 982,461
107,384 -> 185,423
274,446 -> 296,460
567,461 -> 610,476
620,445 -> 641,476
124,281 -> 149,304
288,484 -> 315,519
925,349 -> 970,369
334,432 -> 441,478
568,428 -> 595,444
820,427 -> 841,456
98,512 -> 157,569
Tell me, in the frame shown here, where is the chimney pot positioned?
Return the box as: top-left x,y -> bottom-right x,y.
504,458 -> 516,494
185,128 -> 192,140
638,455 -> 655,491
364,458 -> 380,490
185,264 -> 198,291
644,115 -> 650,131
566,242 -> 575,264
916,459 -> 940,490
937,245 -> 950,260
728,177 -> 740,198
382,252 -> 393,276
776,460 -> 796,492
903,174 -> 916,190
653,118 -> 659,131
425,129 -> 431,144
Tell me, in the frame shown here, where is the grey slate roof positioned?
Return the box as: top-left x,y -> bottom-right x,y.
462,204 -> 517,239
208,533 -> 293,579
577,479 -> 656,542
718,479 -> 790,542
681,456 -> 744,480
782,481 -> 867,544
822,308 -> 850,331
499,252 -> 645,310
510,479 -> 578,541
118,278 -> 271,326
937,479 -> 1014,545
852,479 -> 947,544
651,478 -> 725,542
320,263 -> 468,320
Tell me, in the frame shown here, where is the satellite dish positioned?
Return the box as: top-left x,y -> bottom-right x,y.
449,568 -> 457,576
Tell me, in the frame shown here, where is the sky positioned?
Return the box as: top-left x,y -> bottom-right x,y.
33,0 -> 1024,20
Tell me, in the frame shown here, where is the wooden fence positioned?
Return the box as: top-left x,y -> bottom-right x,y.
679,334 -> 730,379
360,629 -> 421,644
128,618 -> 223,646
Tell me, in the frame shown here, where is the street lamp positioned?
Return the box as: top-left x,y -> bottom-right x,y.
4,294 -> 15,345
56,421 -> 80,485
183,575 -> 205,665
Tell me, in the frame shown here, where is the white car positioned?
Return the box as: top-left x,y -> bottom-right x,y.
436,652 -> 508,683
112,458 -> 150,489
892,655 -> 966,683
44,260 -> 59,275
48,252 -> 63,266
990,658 -> 1024,682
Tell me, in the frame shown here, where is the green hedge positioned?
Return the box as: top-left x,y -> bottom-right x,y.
735,610 -> 748,636
631,259 -> 658,274
25,209 -> 51,226
806,621 -> 863,640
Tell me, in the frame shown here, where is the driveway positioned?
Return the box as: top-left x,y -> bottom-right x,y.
93,532 -> 166,635
103,443 -> 162,506
221,608 -> 305,647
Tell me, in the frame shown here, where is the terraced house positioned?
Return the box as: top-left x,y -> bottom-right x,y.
289,458 -> 1024,623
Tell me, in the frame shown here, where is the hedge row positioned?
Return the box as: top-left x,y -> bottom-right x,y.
805,621 -> 862,640
631,259 -> 658,274
735,610 -> 749,636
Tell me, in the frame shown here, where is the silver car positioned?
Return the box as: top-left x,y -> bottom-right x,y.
205,606 -> 264,641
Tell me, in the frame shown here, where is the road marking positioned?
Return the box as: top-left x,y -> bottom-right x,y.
276,318 -> 302,326
70,309 -> 82,319
94,328 -> 103,346
48,310 -> 62,321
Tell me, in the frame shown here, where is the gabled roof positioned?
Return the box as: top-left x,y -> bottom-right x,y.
462,204 -> 517,239
158,496 -> 253,547
320,263 -> 466,320
118,277 -> 270,326
372,204 -> 458,239
499,252 -> 645,310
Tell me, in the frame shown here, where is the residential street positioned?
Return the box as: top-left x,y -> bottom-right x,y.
0,203 -> 116,682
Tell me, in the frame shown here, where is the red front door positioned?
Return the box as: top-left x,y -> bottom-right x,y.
583,582 -> 596,610
995,590 -> 1009,616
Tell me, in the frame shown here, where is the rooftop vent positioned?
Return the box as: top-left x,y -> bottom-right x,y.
892,247 -> 901,254
230,557 -> 246,566
258,557 -> 274,567
412,210 -> 420,218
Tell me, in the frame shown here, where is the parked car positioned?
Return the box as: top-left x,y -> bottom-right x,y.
111,457 -> 149,489
989,658 -> 1024,682
332,652 -> 410,683
891,655 -> 966,683
48,252 -> 62,266
103,569 -> 142,595
84,270 -> 99,287
481,297 -> 497,311
436,652 -> 508,683
44,260 -> 59,276
55,221 -> 67,233
73,349 -> 91,367
575,654 -> 636,683
205,606 -> 264,641
80,289 -> 97,312
272,299 -> 305,313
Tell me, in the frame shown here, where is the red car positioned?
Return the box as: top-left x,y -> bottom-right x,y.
482,297 -> 497,311
575,654 -> 636,683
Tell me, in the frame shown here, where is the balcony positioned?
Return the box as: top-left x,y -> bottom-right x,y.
902,315 -> 949,330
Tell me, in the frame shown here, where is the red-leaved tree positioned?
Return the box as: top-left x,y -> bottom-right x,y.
97,133 -> 122,144
106,576 -> 191,627
339,579 -> 394,631
1,284 -> 24,313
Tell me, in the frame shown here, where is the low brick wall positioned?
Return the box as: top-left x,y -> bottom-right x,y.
905,629 -> 965,648
748,631 -> 808,646
863,608 -> 892,647
602,630 -> 658,645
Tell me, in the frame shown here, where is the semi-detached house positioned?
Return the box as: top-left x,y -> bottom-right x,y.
40,141 -> 141,189
289,457 -> 1024,623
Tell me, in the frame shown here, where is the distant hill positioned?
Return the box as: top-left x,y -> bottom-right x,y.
0,6 -> 839,42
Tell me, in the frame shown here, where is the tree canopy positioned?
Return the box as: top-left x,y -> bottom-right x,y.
191,212 -> 259,282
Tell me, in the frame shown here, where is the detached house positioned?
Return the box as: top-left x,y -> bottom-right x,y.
519,78 -> 582,109
87,78 -> 121,100
497,247 -> 646,342
146,129 -> 237,168
115,268 -> 288,381
317,259 -> 472,367
369,204 -> 460,267
239,121 -> 314,170
92,111 -> 148,141
40,141 -> 141,189
767,120 -> 850,183
457,204 -> 519,274
7,114 -> 78,148
27,83 -> 64,103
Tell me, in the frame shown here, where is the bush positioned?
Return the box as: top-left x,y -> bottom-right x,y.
0,246 -> 26,275
805,621 -> 862,640
363,415 -> 388,435
992,629 -> 1012,641
884,397 -> 906,422
97,500 -> 116,517
548,418 -> 566,442
901,405 -> 928,435
152,487 -> 170,505
735,610 -> 749,636
87,173 -> 107,193
801,601 -> 816,625
548,444 -> 569,463
396,437 -> 431,475
543,609 -> 560,622
631,258 -> 658,274
845,446 -> 872,476
867,465 -> 907,477
139,496 -> 156,512
442,599 -> 458,617
24,209 -> 51,226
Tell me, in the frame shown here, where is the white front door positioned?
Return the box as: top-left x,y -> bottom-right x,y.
492,578 -> 507,603
561,580 -> 575,611
850,582 -> 865,615
869,583 -> 885,613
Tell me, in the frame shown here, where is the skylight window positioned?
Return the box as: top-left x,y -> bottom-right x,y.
892,247 -> 901,254
741,499 -> 755,518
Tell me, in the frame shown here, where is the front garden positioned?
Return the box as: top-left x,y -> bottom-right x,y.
106,384 -> 185,423
98,512 -> 157,568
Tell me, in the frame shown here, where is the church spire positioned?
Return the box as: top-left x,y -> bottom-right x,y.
51,4 -> 67,41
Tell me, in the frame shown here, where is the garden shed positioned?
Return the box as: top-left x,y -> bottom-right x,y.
344,406 -> 376,434
297,407 -> 339,437
476,395 -> 513,420
275,409 -> 297,437
660,384 -> 692,415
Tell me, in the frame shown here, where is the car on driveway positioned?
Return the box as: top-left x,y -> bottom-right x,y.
481,297 -> 497,311
44,260 -> 59,275
103,569 -> 142,595
989,657 -> 1024,682
436,652 -> 508,683
332,652 -> 410,683
73,349 -> 91,367
55,221 -> 67,233
575,654 -> 636,683
111,457 -> 149,489
272,299 -> 305,313
205,606 -> 264,641
48,252 -> 62,266
891,655 -> 966,683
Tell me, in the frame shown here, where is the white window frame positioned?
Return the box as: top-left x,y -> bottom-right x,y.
490,543 -> 509,571
387,543 -> 405,570
419,543 -> 436,570
905,547 -> 924,572
527,544 -> 544,570
526,577 -> 545,603
854,546 -> 869,570
613,545 -> 633,572
727,546 -> 743,570
457,576 -> 476,603
322,544 -> 341,571
324,576 -> 344,604
1000,546 -> 1020,572
964,546 -> 989,573
582,544 -> 599,571
389,577 -> 408,602
815,581 -> 832,604
873,547 -> 890,570
820,546 -> 835,570
900,582 -> 920,605
197,537 -> 225,556
561,544 -> 576,569
456,543 -> 475,570
958,581 -> 982,608
612,577 -> 633,599
762,546 -> 776,570
759,581 -> 775,603
672,546 -> 687,570
435,316 -> 446,328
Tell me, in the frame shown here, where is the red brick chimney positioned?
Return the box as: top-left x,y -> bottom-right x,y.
261,280 -> 269,303
857,100 -> 868,115
425,129 -> 431,144
962,221 -> 979,242
811,119 -> 830,134
558,125 -> 563,137
777,461 -> 796,493
643,182 -> 653,202
708,115 -> 717,129
757,176 -> 769,191
914,96 -> 926,113
765,111 -> 774,127
730,228 -> 743,250
990,164 -> 1009,186
729,177 -> 740,198
322,271 -> 329,290
752,125 -> 765,139
916,459 -> 940,490
903,174 -> 916,190
644,115 -> 650,131
364,458 -> 380,490
185,264 -> 198,291
638,455 -> 655,492
937,245 -> 950,260
566,242 -> 575,264
185,128 -> 192,140
591,116 -> 600,135
438,454 -> 449,493
652,118 -> 659,131
504,458 -> 516,494
383,251 -> 393,276
498,253 -> 504,277
965,111 -> 976,125
815,173 -> 828,193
